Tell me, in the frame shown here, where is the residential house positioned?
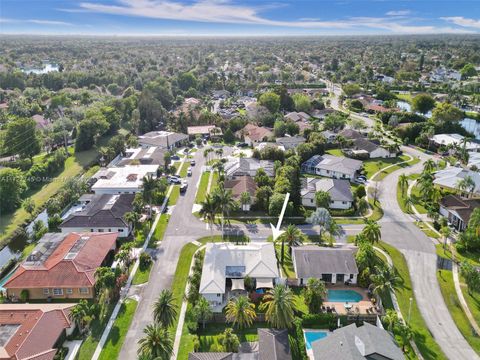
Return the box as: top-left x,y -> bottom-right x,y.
235,124 -> 273,146
275,136 -> 306,150
284,112 -> 310,123
321,130 -> 337,144
301,155 -> 362,181
0,303 -> 76,360
224,176 -> 258,211
292,245 -> 358,285
199,242 -> 279,311
189,328 -> 291,360
255,142 -> 285,152
430,134 -> 480,152
109,146 -> 167,168
31,114 -> 49,130
91,164 -> 159,194
311,108 -> 335,120
4,232 -> 118,300
59,194 -> 134,237
187,125 -> 223,139
138,131 -> 189,150
311,322 -> 403,360
224,157 -> 275,179
439,195 -> 480,231
468,152 -> 480,169
434,167 -> 480,196
340,129 -> 395,158
301,178 -> 353,209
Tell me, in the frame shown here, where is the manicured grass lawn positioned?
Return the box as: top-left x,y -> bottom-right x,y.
179,161 -> 190,177
363,156 -> 409,179
367,196 -> 384,222
98,299 -> 138,360
335,218 -> 364,225
195,172 -> 211,204
0,147 -> 98,245
410,183 -> 427,214
396,93 -> 413,103
379,242 -> 447,360
210,172 -> 219,192
461,282 -> 480,330
76,303 -> 116,360
326,148 -> 343,156
415,222 -> 440,239
274,244 -> 296,278
132,262 -> 152,285
437,269 -> 480,354
169,186 -> 180,206
368,155 -> 418,181
149,214 -> 169,247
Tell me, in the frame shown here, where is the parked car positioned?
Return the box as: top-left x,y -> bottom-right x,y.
183,148 -> 189,153
167,175 -> 181,184
171,155 -> 180,161
237,142 -> 249,148
187,168 -> 192,176
190,160 -> 196,166
354,177 -> 367,184
180,181 -> 188,193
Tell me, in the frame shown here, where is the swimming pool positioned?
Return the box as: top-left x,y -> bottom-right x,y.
304,330 -> 328,350
327,289 -> 363,302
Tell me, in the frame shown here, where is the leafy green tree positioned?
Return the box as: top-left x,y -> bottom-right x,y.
75,116 -> 109,151
260,284 -> 295,329
0,168 -> 27,213
306,208 -> 331,243
292,93 -> 312,112
461,63 -> 477,79
397,323 -> 413,352
177,72 -> 198,91
22,198 -> 35,217
259,92 -> 281,113
432,102 -> 464,124
153,289 -> 178,328
219,328 -> 240,352
342,84 -> 361,97
193,296 -> 212,329
3,117 -> 41,159
315,190 -> 331,208
382,309 -> 399,333
225,296 -> 256,329
323,113 -> 347,132
303,278 -> 327,313
137,324 -> 173,360
357,198 -> 369,216
412,94 -> 435,114
199,194 -> 218,235
460,262 -> 480,295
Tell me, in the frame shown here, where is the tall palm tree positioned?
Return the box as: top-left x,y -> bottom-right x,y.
398,174 -> 409,197
370,265 -> 400,296
361,219 -> 381,244
213,185 -> 236,240
199,194 -> 218,234
124,211 -> 140,233
153,289 -> 177,328
383,309 -> 399,333
397,323 -> 413,352
240,191 -> 252,212
278,225 -> 305,264
457,176 -> 475,197
69,300 -> 94,334
423,159 -> 436,173
260,284 -> 295,329
137,324 -> 173,360
194,296 -> 212,329
225,295 -> 256,329
404,196 -> 414,213
306,207 -> 331,243
142,175 -> 158,216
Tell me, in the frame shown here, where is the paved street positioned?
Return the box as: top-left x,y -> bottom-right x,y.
380,146 -> 479,360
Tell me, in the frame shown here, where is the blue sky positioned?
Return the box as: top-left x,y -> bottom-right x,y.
1,0 -> 480,36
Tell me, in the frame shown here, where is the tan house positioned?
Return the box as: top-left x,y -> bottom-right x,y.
235,124 -> 273,146
4,232 -> 117,300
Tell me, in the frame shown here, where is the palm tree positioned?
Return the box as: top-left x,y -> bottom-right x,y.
303,278 -> 327,314
124,211 -> 140,233
212,185 -> 236,240
225,295 -> 256,329
404,196 -> 414,213
260,284 -> 295,329
194,296 -> 212,329
240,191 -> 252,212
306,207 -> 331,243
142,175 -> 158,217
137,324 -> 173,360
70,300 -> 94,334
115,249 -> 132,271
398,174 -> 409,197
153,290 -> 177,328
423,159 -> 436,173
361,219 -> 381,244
357,198 -> 369,216
278,225 -> 305,264
382,309 -> 399,333
457,176 -> 475,197
199,194 -> 218,234
370,265 -> 400,296
397,323 -> 413,352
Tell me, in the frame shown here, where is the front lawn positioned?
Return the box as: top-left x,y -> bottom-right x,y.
149,214 -> 169,247
437,269 -> 480,355
326,148 -> 343,157
98,299 -> 138,360
274,244 -> 296,278
132,262 -> 152,285
169,186 -> 180,206
363,156 -> 409,179
195,172 -> 211,204
379,242 -> 447,360
179,161 -> 190,177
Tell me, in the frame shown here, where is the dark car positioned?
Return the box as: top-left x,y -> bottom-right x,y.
190,160 -> 196,166
180,182 -> 188,193
171,155 -> 180,160
237,142 -> 249,148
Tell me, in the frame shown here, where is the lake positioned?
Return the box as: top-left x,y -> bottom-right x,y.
22,63 -> 59,75
396,100 -> 480,140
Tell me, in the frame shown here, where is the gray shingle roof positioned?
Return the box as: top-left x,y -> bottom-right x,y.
293,245 -> 358,278
311,323 -> 404,360
258,329 -> 291,360
301,178 -> 353,202
138,131 -> 188,148
189,353 -> 234,360
60,194 -> 134,228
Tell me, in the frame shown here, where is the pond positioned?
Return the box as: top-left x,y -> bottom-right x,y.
21,63 -> 59,75
397,101 -> 480,140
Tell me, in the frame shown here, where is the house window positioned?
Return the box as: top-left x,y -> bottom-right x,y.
311,199 -> 314,204
350,274 -> 354,279
217,294 -> 221,297
53,288 -> 63,296
342,201 -> 347,204
79,288 -> 89,294
43,288 -> 49,295
108,229 -> 112,232
98,229 -> 104,232
118,229 -> 124,232
66,288 -> 73,295
90,229 -> 94,232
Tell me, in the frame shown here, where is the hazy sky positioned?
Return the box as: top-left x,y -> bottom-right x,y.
1,0 -> 480,36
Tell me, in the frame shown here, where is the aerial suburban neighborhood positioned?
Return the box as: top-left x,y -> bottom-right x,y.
0,1 -> 480,360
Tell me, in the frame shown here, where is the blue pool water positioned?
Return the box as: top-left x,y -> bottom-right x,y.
304,330 -> 328,350
327,289 -> 363,303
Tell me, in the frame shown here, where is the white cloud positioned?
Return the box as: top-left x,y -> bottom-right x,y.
0,18 -> 72,26
386,10 -> 411,16
441,16 -> 480,29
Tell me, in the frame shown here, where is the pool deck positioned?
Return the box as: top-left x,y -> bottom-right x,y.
323,285 -> 382,316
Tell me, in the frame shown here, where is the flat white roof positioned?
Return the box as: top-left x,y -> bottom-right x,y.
92,164 -> 159,191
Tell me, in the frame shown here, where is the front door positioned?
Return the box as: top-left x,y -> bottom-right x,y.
337,274 -> 345,283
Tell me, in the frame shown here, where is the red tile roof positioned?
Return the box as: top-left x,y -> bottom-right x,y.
224,175 -> 258,199
0,304 -> 73,360
5,232 -> 117,289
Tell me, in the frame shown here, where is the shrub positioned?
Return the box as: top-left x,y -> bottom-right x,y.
20,289 -> 29,302
301,313 -> 336,329
139,252 -> 152,271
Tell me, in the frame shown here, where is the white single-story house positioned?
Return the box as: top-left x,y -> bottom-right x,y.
224,157 -> 275,179
275,136 -> 306,150
199,242 -> 279,311
301,178 -> 353,209
301,154 -> 362,181
138,131 -> 189,150
430,133 -> 480,152
292,245 -> 358,285
433,167 -> 480,196
91,164 -> 159,194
